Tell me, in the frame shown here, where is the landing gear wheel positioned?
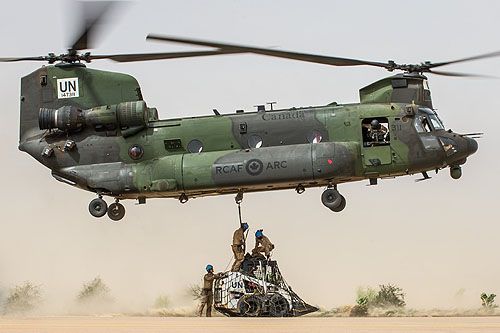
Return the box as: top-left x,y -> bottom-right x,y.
237,295 -> 262,317
330,195 -> 346,212
321,189 -> 342,210
107,202 -> 125,221
89,198 -> 107,218
269,294 -> 289,317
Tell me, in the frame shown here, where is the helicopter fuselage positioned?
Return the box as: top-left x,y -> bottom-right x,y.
18,65 -> 478,219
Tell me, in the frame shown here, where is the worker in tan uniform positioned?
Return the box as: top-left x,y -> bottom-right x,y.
231,222 -> 249,272
251,229 -> 275,259
199,264 -> 221,317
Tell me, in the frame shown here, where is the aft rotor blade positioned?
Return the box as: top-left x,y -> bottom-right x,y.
71,1 -> 116,51
91,49 -> 243,62
147,34 -> 390,69
430,50 -> 500,69
0,56 -> 49,62
429,69 -> 497,78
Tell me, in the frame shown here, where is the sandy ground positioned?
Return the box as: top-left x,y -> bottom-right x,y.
1,316 -> 500,332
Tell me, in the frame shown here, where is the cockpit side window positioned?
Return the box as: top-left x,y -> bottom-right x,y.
422,117 -> 431,132
414,116 -> 431,133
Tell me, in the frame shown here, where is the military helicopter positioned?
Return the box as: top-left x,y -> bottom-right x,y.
2,3 -> 495,221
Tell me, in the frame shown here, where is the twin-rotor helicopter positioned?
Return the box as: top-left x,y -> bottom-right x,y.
2,2 -> 495,221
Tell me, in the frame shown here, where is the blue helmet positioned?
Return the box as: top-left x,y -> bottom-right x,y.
206,264 -> 213,271
242,223 -> 249,230
255,230 -> 263,238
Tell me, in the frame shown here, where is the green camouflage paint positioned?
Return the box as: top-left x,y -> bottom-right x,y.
18,65 -> 478,205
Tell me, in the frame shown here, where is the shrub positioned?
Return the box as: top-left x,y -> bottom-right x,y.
153,295 -> 169,309
187,284 -> 202,300
350,296 -> 368,317
373,284 -> 406,308
352,283 -> 406,316
480,293 -> 497,310
3,281 -> 42,314
77,276 -> 111,303
356,286 -> 377,307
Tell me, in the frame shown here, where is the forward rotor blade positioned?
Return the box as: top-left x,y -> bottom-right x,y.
147,34 -> 390,69
71,1 -> 116,51
91,49 -> 243,62
461,132 -> 484,137
429,69 -> 497,78
430,50 -> 500,69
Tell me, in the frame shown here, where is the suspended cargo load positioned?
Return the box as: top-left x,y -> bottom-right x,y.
213,255 -> 318,317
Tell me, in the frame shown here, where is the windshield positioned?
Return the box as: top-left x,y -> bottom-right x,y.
428,114 -> 444,130
417,108 -> 445,131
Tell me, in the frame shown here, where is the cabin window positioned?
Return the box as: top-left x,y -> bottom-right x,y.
362,117 -> 390,147
129,144 -> 144,160
187,139 -> 203,153
248,135 -> 263,148
307,130 -> 323,143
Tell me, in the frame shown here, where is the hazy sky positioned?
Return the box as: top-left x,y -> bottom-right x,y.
0,0 -> 499,312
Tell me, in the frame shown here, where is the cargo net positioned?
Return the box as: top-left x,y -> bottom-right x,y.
214,254 -> 318,317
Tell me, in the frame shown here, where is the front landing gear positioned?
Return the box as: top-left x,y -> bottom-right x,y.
321,185 -> 346,212
88,196 -> 126,221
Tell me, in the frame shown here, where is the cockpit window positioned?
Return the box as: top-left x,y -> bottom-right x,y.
415,115 -> 442,133
423,79 -> 430,90
414,118 -> 424,133
439,137 -> 457,156
414,117 -> 431,133
428,114 -> 444,130
422,117 -> 431,132
418,108 -> 445,131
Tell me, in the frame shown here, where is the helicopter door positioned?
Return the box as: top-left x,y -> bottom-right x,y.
361,117 -> 391,166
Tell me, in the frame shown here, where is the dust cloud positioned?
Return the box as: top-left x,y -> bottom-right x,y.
0,179 -> 499,315
1,0 -> 500,318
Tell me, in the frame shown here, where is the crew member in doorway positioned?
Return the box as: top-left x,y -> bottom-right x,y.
231,222 -> 248,272
199,264 -> 221,317
369,119 -> 388,144
251,229 -> 275,260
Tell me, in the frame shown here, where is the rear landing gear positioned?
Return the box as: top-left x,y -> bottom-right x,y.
88,196 -> 126,221
321,185 -> 346,212
108,200 -> 126,221
89,197 -> 107,218
330,195 -> 346,212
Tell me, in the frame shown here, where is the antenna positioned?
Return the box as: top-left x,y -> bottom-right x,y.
267,102 -> 277,110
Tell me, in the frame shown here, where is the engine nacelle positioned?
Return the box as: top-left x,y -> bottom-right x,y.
39,106 -> 84,132
38,101 -> 148,133
86,100 -> 147,128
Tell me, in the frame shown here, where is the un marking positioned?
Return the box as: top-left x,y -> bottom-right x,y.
57,78 -> 79,99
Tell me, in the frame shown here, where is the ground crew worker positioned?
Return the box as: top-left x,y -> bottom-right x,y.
251,229 -> 275,259
231,222 -> 249,272
199,264 -> 221,317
